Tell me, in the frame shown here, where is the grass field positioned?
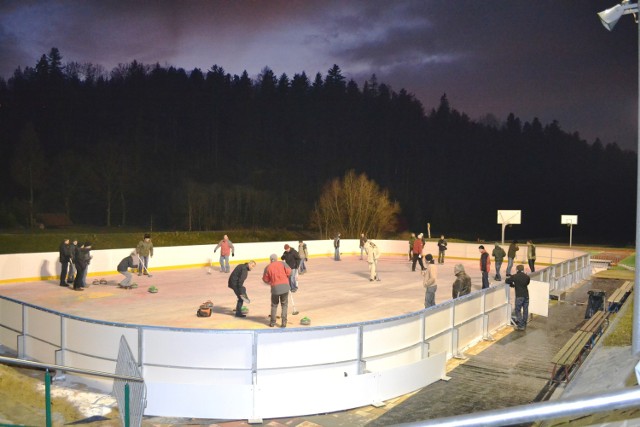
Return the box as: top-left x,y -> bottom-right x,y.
0,228 -> 318,254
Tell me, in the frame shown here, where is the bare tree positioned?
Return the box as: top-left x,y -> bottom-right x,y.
10,123 -> 46,227
311,170 -> 400,239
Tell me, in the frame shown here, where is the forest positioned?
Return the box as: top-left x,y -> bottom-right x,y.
0,48 -> 636,245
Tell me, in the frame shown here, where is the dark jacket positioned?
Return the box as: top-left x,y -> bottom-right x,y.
281,249 -> 301,269
452,271 -> 472,298
480,251 -> 490,272
492,245 -> 506,262
437,239 -> 447,252
228,263 -> 250,289
506,271 -> 531,298
75,248 -> 91,269
508,242 -> 519,258
117,255 -> 138,272
59,241 -> 72,263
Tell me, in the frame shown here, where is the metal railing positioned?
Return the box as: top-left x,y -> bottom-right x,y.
393,385 -> 640,427
0,355 -> 143,427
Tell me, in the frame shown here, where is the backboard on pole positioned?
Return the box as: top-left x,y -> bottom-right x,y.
561,215 -> 578,225
497,210 -> 521,225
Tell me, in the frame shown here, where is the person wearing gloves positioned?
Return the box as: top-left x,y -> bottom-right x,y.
117,251 -> 139,288
213,234 -> 235,273
228,260 -> 256,318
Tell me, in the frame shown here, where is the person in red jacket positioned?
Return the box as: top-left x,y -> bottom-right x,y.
411,233 -> 425,272
479,245 -> 491,289
262,254 -> 292,328
213,234 -> 235,273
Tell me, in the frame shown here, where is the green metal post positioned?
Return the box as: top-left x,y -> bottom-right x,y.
124,382 -> 130,427
45,369 -> 52,427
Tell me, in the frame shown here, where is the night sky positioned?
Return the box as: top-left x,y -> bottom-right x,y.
1,0 -> 637,151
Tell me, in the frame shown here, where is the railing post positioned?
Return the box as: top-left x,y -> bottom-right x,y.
124,382 -> 130,427
45,369 -> 52,427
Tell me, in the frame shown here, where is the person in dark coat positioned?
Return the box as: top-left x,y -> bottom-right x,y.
228,261 -> 256,318
67,239 -> 79,284
506,265 -> 531,330
479,245 -> 491,289
73,242 -> 92,291
437,235 -> 448,264
117,251 -> 139,288
58,239 -> 72,286
506,240 -> 519,278
452,264 -> 472,298
281,244 -> 301,292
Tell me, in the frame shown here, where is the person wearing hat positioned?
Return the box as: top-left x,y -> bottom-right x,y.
263,254 -> 292,328
228,260 -> 256,318
479,245 -> 490,289
452,264 -> 471,299
117,251 -> 139,288
422,254 -> 437,307
281,244 -> 301,292
136,233 -> 154,276
298,240 -> 309,274
506,265 -> 531,330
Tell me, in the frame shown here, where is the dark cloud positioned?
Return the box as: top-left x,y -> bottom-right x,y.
0,0 -> 636,149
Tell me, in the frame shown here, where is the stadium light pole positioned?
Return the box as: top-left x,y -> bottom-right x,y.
598,0 -> 640,355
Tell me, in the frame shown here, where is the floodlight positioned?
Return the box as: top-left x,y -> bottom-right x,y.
598,0 -> 638,31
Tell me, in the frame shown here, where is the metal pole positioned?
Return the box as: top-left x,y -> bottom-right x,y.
45,369 -> 52,427
569,224 -> 573,248
634,17 -> 640,356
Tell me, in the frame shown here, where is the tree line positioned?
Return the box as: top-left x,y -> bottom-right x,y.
0,48 -> 635,244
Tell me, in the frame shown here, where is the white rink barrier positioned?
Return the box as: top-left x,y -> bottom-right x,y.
0,239 -> 588,284
0,240 -> 588,420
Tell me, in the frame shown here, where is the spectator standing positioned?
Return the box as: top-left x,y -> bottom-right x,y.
359,233 -> 367,260
333,233 -> 341,261
452,264 -> 472,298
263,254 -> 292,328
527,240 -> 537,273
228,261 -> 256,318
506,240 -> 519,277
364,239 -> 381,281
213,234 -> 235,273
136,233 -> 154,276
58,239 -> 72,286
281,244 -> 301,292
506,265 -> 531,330
437,235 -> 448,264
492,242 -> 506,281
117,251 -> 139,288
479,245 -> 491,289
408,233 -> 416,261
411,233 -> 425,271
73,242 -> 92,291
298,240 -> 309,274
67,239 -> 78,284
422,254 -> 437,308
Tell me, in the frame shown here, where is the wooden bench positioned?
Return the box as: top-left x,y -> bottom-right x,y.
607,281 -> 633,312
551,331 -> 592,383
579,311 -> 609,346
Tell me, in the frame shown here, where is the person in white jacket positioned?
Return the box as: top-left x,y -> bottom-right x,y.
364,239 -> 381,282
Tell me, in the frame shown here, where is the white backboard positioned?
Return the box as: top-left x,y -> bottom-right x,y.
561,215 -> 578,225
497,210 -> 521,225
